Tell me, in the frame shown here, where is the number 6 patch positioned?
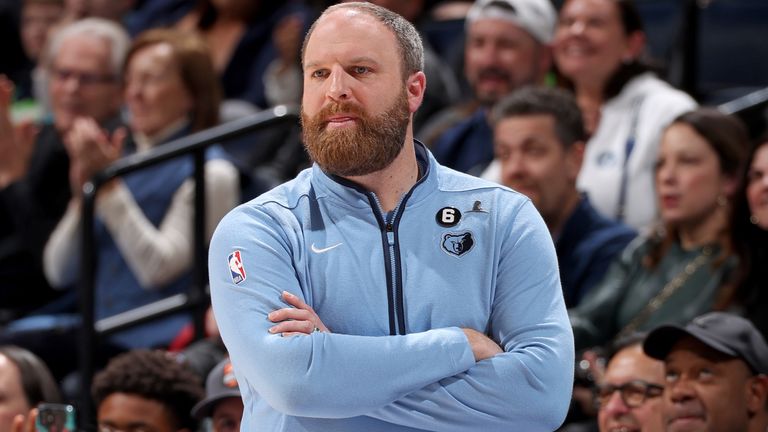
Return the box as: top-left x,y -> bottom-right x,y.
436,207 -> 461,227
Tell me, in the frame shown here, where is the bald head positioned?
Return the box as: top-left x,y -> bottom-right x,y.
302,2 -> 423,80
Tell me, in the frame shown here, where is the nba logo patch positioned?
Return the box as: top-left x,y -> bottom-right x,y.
228,250 -> 246,284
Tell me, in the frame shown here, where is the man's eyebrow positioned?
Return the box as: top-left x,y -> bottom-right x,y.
304,56 -> 382,70
101,421 -> 156,430
348,56 -> 380,65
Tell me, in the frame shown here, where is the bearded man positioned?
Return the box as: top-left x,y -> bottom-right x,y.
207,3 -> 574,431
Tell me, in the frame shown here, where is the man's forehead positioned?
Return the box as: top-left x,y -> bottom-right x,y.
55,36 -> 111,64
666,336 -> 740,365
605,345 -> 664,383
495,115 -> 559,141
306,8 -> 394,54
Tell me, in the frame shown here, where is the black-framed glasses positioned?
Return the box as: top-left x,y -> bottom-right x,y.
51,68 -> 116,86
596,380 -> 664,408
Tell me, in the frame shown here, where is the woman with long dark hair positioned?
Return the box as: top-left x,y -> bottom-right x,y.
720,137 -> 768,337
570,109 -> 749,351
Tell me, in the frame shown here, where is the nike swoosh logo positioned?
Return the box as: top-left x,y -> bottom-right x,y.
310,242 -> 343,254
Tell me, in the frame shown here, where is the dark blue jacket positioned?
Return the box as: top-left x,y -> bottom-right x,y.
431,108 -> 494,174
556,194 -> 637,308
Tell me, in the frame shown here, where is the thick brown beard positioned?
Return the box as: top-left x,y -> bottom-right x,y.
301,90 -> 410,177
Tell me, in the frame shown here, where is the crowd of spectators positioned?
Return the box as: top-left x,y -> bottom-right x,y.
0,0 -> 767,430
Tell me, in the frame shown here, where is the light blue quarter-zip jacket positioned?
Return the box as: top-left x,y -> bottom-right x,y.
209,142 -> 574,431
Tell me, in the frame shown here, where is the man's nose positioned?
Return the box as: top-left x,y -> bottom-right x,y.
601,390 -> 630,416
326,67 -> 351,102
60,75 -> 82,93
501,153 -> 526,182
566,20 -> 587,36
476,44 -> 503,67
667,379 -> 696,403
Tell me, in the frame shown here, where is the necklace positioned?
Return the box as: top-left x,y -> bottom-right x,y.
616,246 -> 714,339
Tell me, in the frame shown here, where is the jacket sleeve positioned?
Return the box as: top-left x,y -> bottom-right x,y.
208,203 -> 477,419
569,236 -> 647,351
365,199 -> 575,431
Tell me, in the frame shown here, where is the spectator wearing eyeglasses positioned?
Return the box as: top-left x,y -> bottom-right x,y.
591,333 -> 665,432
644,312 -> 768,432
0,18 -> 128,333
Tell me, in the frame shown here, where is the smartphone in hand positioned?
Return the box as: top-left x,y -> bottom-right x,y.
35,403 -> 76,432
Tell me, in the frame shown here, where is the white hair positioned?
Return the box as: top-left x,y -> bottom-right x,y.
45,18 -> 130,78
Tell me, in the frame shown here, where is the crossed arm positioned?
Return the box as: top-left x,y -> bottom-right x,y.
269,290 -> 502,362
210,200 -> 574,431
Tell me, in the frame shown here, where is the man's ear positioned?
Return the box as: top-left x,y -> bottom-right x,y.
406,71 -> 426,114
745,374 -> 768,416
567,141 -> 585,182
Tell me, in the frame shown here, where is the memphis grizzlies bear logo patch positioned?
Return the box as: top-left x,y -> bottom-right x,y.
441,232 -> 475,257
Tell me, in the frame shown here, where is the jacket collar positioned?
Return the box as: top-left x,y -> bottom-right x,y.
310,140 -> 436,210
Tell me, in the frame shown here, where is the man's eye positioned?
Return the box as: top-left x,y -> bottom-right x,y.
665,371 -> 679,382
353,66 -> 370,75
311,70 -> 328,78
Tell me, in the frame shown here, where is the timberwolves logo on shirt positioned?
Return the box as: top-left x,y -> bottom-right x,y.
441,232 -> 475,257
228,250 -> 246,284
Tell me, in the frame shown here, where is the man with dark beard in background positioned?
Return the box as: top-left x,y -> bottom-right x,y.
208,3 -> 574,431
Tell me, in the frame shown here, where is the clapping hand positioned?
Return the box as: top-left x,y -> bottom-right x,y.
63,116 -> 126,198
0,75 -> 37,188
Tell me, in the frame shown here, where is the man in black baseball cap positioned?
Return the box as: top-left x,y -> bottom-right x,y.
643,312 -> 768,432
191,358 -> 243,432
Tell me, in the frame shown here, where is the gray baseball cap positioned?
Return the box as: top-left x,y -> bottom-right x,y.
643,312 -> 768,374
191,358 -> 242,419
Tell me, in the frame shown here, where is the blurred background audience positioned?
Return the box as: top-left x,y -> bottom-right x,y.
491,86 -> 636,308
570,108 -> 749,351
0,0 -> 767,430
554,0 -> 696,230
0,345 -> 61,432
0,18 -> 128,326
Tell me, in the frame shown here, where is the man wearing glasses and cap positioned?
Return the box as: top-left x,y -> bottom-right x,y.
644,312 -> 768,432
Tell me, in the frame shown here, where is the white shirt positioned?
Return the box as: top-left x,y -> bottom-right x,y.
577,72 -> 697,230
44,121 -> 240,289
